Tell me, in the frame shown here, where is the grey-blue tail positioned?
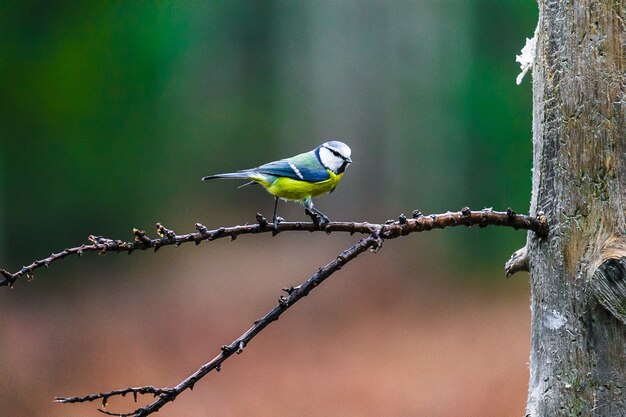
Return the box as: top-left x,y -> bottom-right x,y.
202,171 -> 258,188
201,172 -> 250,181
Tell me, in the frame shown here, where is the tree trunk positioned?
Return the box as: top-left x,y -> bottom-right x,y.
526,0 -> 625,416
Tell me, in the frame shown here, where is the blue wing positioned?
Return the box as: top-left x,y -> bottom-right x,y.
255,151 -> 329,183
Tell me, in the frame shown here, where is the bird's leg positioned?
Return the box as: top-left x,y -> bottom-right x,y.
272,196 -> 281,233
303,198 -> 330,226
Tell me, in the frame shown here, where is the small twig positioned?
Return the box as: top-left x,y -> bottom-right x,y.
55,235 -> 380,417
505,245 -> 530,277
0,208 -> 547,288
55,386 -> 172,411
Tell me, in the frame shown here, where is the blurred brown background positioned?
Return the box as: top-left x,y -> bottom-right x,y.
0,1 -> 537,416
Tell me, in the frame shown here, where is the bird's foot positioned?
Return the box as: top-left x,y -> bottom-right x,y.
272,216 -> 284,236
305,209 -> 329,228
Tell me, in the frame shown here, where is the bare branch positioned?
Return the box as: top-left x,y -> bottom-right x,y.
4,207 -> 548,416
0,208 -> 547,288
55,234 -> 381,417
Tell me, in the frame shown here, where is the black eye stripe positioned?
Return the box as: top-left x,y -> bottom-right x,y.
324,146 -> 346,160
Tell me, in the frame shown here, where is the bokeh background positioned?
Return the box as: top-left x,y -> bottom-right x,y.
0,1 -> 538,416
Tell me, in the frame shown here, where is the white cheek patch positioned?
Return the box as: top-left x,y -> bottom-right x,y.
319,147 -> 343,172
289,161 -> 305,180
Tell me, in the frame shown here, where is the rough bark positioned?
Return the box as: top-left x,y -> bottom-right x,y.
526,0 -> 625,416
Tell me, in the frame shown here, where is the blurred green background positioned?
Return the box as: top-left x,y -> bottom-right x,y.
0,1 -> 537,416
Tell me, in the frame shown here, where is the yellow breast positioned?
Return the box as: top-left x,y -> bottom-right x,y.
252,170 -> 344,201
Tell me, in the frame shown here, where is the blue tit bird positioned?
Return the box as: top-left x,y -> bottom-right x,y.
202,141 -> 352,229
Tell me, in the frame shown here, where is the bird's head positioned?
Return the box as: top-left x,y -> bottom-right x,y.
318,141 -> 352,174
